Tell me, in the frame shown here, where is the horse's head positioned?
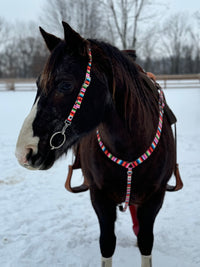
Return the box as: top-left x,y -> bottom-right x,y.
15,22 -> 111,170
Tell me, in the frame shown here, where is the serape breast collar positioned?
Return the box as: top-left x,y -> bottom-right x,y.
97,89 -> 165,212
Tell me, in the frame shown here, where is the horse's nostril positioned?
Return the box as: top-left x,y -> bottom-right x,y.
26,148 -> 33,161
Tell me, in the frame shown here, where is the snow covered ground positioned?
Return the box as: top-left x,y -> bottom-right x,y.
0,88 -> 200,267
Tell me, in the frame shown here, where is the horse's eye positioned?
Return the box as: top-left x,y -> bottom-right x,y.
57,82 -> 73,93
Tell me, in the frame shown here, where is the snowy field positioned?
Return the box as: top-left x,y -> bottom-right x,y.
0,88 -> 200,267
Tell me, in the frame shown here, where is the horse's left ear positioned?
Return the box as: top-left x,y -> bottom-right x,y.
39,27 -> 61,52
62,21 -> 89,56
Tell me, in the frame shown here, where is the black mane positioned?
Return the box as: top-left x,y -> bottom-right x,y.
88,39 -> 159,131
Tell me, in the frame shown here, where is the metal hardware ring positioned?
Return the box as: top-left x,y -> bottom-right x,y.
50,131 -> 66,150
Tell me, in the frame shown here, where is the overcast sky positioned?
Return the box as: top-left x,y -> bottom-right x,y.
0,0 -> 199,23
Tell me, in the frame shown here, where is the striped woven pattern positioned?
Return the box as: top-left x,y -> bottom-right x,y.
97,89 -> 165,212
66,49 -> 92,123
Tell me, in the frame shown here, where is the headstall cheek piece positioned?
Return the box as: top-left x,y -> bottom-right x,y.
97,89 -> 165,212
49,48 -> 92,150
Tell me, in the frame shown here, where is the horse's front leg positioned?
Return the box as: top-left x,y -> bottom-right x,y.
137,191 -> 165,267
90,187 -> 117,267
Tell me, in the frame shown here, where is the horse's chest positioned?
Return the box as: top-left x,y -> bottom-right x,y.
80,133 -> 165,205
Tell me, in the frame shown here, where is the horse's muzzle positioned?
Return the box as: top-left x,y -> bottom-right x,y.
15,147 -> 41,170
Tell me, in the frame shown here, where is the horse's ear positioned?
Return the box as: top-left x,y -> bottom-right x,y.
62,21 -> 88,56
39,27 -> 61,52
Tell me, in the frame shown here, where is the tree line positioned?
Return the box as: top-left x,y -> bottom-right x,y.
0,0 -> 199,78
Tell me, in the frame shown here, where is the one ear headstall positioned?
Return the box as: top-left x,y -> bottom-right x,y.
49,48 -> 92,150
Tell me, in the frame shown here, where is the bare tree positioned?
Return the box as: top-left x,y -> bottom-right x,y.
99,0 -> 158,49
0,17 -> 4,33
194,11 -> 200,26
138,26 -> 159,70
0,20 -> 49,78
192,11 -> 200,73
40,0 -> 104,39
160,13 -> 191,74
0,17 -> 11,50
40,0 -> 163,51
73,0 -> 104,39
40,0 -> 73,35
131,0 -> 146,48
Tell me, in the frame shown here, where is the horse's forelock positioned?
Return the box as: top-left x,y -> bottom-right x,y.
39,41 -> 67,94
39,40 -> 89,94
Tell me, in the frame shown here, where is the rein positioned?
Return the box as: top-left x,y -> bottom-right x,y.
97,90 -> 165,212
49,48 -> 92,150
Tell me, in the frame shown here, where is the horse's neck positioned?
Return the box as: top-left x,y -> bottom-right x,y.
100,87 -> 158,161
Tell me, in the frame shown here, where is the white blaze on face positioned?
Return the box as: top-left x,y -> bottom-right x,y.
15,98 -> 40,168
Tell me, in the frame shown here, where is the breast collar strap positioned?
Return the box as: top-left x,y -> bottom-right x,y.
96,89 -> 165,212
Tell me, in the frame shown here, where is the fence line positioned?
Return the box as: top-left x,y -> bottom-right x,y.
0,79 -> 36,91
0,74 -> 200,91
156,74 -> 200,89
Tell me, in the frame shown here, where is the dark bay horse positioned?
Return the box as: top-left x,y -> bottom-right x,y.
16,22 -> 178,267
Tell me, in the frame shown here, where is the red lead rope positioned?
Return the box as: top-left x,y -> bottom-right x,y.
97,89 -> 165,212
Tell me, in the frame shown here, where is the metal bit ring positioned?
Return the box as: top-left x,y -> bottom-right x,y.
50,131 -> 66,150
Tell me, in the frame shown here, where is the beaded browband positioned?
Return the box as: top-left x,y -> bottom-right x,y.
97,89 -> 165,212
